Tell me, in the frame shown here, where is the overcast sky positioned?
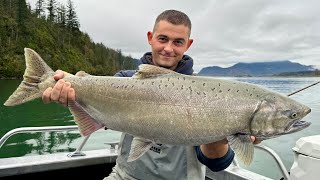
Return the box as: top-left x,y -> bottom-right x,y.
28,0 -> 320,72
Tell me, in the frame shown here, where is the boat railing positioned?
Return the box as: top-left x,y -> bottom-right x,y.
0,126 -> 291,179
255,145 -> 291,180
0,125 -> 79,149
0,125 -> 119,158
230,144 -> 291,180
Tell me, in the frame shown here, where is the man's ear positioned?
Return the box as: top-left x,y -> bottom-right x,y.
147,31 -> 153,45
186,39 -> 193,50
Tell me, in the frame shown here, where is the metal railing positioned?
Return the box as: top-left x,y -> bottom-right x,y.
0,126 -> 120,157
0,126 -> 91,157
231,144 -> 291,180
255,145 -> 291,180
0,126 -> 79,149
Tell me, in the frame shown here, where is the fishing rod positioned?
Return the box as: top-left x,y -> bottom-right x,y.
287,81 -> 320,97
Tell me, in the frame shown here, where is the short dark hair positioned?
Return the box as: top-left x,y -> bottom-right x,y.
153,10 -> 192,36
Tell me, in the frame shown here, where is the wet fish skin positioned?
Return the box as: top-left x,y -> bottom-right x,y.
4,48 -> 311,165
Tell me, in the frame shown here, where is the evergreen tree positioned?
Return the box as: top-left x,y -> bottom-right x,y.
17,0 -> 28,26
8,0 -> 14,17
66,0 -> 79,30
27,2 -> 31,13
57,2 -> 66,26
0,1 -> 3,15
35,0 -> 45,18
0,2 -> 3,48
16,0 -> 29,43
47,0 -> 57,23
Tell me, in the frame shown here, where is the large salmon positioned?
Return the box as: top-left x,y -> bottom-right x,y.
4,48 -> 311,165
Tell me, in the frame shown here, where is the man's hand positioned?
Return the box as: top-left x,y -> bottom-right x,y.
200,136 -> 262,159
250,136 -> 262,144
42,70 -> 75,107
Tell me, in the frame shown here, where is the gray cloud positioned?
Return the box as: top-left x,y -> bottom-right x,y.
28,0 -> 320,72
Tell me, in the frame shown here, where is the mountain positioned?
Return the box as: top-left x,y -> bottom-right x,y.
198,60 -> 315,76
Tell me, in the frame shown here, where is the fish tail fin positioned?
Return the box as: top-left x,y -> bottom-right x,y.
4,48 -> 55,106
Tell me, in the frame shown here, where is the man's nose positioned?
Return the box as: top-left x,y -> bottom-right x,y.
164,42 -> 174,53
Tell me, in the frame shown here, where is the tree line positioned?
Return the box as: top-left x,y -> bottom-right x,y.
0,0 -> 138,78
34,0 -> 79,30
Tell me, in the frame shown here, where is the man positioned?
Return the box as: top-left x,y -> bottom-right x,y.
43,9 -> 260,179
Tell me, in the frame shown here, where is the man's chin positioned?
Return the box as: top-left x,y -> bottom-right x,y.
154,57 -> 178,69
157,62 -> 175,69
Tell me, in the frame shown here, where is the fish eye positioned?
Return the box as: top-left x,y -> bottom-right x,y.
290,113 -> 298,119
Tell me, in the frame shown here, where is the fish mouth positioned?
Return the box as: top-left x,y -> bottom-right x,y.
284,119 -> 311,134
255,119 -> 311,141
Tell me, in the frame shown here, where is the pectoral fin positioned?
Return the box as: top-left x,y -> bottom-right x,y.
127,137 -> 154,162
227,134 -> 254,166
68,101 -> 104,136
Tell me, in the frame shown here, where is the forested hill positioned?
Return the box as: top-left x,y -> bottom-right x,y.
0,0 -> 138,78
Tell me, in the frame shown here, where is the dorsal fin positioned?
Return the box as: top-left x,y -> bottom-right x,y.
133,64 -> 178,79
75,71 -> 91,77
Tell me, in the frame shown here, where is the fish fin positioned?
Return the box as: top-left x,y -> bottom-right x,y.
4,48 -> 55,106
133,64 -> 178,79
127,137 -> 154,162
227,134 -> 254,166
68,100 -> 104,136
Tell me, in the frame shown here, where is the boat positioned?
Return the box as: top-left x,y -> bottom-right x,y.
0,125 -> 319,180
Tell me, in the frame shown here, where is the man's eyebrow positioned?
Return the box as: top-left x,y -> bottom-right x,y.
157,34 -> 168,38
157,34 -> 186,42
174,38 -> 185,42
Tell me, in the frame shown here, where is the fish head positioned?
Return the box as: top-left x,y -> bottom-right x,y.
250,94 -> 311,140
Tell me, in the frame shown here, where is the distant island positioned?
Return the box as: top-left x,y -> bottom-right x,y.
198,60 -> 320,77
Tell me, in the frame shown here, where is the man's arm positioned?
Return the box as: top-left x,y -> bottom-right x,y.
196,136 -> 261,172
195,138 -> 234,172
200,138 -> 229,159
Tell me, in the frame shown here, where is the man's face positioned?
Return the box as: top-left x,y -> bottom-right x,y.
147,20 -> 193,70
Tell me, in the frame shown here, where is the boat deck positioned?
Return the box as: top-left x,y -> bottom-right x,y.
0,149 -> 273,180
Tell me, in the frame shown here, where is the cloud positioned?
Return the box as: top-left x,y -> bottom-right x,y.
28,0 -> 320,72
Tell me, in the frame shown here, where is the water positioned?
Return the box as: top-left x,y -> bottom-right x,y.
0,77 -> 319,179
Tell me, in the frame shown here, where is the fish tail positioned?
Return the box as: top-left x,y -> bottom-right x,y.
4,48 -> 55,106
